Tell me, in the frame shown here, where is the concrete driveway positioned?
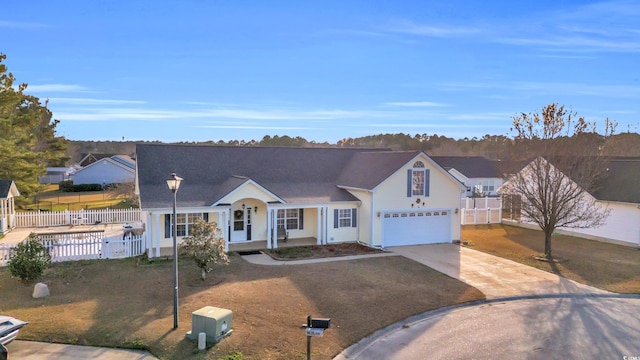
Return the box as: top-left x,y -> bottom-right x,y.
389,244 -> 608,299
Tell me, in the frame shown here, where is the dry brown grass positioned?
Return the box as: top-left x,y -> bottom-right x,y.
461,224 -> 640,294
0,253 -> 483,359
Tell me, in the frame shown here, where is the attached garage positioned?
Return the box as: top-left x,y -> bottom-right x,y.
382,209 -> 451,247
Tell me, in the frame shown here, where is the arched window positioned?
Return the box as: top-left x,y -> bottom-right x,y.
407,161 -> 430,197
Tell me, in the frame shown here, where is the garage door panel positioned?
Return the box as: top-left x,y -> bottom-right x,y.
383,210 -> 451,247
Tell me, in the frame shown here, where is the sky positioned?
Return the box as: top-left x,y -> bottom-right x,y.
2,0 -> 640,143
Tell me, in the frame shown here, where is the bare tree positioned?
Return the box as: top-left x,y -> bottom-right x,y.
179,219 -> 229,280
500,103 -> 616,258
108,182 -> 139,207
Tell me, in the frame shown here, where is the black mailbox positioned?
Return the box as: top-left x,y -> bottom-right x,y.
311,318 -> 331,329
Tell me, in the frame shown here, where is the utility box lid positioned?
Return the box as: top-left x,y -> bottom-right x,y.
193,306 -> 232,318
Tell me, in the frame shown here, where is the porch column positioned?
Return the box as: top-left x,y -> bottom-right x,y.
154,213 -> 161,258
266,208 -> 272,249
317,207 -> 322,245
272,209 -> 279,249
219,212 -> 229,252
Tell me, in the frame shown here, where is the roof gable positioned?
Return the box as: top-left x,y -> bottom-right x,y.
500,156 -> 640,204
75,157 -> 136,175
215,178 -> 285,205
0,180 -> 19,199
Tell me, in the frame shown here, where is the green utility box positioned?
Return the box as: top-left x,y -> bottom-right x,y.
186,306 -> 233,345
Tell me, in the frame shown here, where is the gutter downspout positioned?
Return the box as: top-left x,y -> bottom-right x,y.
370,190 -> 375,247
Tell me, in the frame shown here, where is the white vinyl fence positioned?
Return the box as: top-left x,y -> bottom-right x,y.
460,197 -> 503,225
15,208 -> 141,228
0,231 -> 146,266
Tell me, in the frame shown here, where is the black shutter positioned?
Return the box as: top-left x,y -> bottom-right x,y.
334,209 -> 339,228
164,214 -> 171,238
351,208 -> 357,227
203,212 -> 209,222
299,208 -> 304,230
407,169 -> 412,197
425,169 -> 430,196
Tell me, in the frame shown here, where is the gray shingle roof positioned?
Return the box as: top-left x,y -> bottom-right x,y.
337,151 -> 421,189
0,180 -> 12,198
431,156 -> 502,178
592,157 -> 640,203
136,144 -> 393,208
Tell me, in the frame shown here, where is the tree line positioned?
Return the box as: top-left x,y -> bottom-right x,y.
67,131 -> 640,164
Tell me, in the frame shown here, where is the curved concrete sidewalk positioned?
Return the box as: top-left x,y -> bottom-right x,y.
7,340 -> 158,360
389,244 -> 609,299
241,251 -> 398,265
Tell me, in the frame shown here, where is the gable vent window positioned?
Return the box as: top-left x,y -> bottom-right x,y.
407,161 -> 430,198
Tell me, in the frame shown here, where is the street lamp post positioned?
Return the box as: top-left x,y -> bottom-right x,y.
166,173 -> 183,329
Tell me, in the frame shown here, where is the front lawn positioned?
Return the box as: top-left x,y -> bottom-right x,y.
1,253 -> 483,359
462,224 -> 640,294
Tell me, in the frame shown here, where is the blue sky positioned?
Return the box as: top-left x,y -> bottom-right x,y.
3,0 -> 640,143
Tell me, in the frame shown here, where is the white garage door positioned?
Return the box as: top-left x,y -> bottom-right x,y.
382,209 -> 451,247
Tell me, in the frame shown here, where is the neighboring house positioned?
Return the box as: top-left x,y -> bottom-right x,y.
501,157 -> 640,247
72,155 -> 136,185
0,180 -> 19,235
432,156 -> 504,197
136,144 -> 466,256
39,166 -> 78,184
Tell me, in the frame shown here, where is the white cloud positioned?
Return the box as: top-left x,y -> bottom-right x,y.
27,84 -> 88,92
196,124 -> 322,131
385,19 -> 479,37
385,101 -> 449,107
49,98 -> 146,105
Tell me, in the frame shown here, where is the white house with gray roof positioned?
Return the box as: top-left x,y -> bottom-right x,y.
135,144 -> 466,256
501,157 -> 640,247
72,155 -> 136,186
0,180 -> 19,235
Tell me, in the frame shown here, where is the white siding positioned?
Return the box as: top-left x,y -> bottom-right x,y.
73,160 -> 135,185
558,201 -> 640,246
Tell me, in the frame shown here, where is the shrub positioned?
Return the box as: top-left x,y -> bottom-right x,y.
179,219 -> 229,280
59,180 -> 73,192
8,234 -> 51,283
58,181 -> 103,192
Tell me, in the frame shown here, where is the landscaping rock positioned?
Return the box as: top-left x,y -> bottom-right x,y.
33,282 -> 50,298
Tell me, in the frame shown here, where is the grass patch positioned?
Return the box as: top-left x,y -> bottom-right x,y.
1,253 -> 483,359
462,224 -> 640,294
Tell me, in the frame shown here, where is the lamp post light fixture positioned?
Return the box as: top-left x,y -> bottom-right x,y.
166,173 -> 183,329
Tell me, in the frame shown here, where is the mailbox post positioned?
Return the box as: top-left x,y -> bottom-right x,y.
302,315 -> 331,360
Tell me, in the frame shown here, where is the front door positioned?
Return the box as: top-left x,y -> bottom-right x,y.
231,207 -> 252,242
